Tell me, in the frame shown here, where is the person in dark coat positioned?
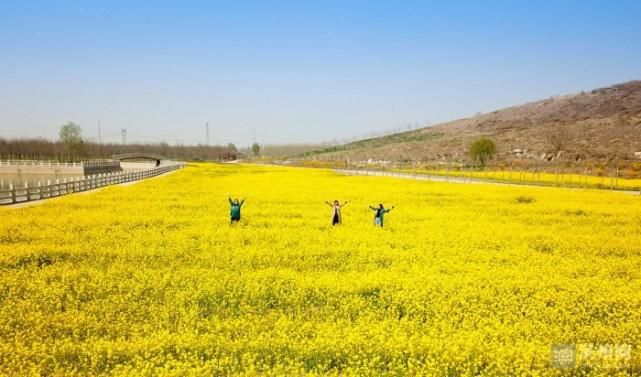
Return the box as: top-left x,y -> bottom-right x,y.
326,200 -> 348,225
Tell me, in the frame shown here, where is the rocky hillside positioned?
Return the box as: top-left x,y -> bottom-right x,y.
307,81 -> 641,162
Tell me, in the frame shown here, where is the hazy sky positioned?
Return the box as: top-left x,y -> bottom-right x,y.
1,1 -> 640,146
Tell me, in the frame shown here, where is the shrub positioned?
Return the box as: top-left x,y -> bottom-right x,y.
515,195 -> 536,204
468,138 -> 496,166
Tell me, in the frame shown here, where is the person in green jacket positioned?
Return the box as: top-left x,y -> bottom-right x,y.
229,196 -> 246,223
369,203 -> 395,227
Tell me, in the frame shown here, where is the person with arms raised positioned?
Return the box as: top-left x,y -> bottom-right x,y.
326,200 -> 348,226
369,203 -> 394,227
229,195 -> 246,224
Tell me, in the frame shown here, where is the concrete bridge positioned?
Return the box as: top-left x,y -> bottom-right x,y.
112,153 -> 166,166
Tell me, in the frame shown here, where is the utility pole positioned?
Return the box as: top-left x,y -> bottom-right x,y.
206,122 -> 210,146
98,121 -> 102,144
121,128 -> 127,145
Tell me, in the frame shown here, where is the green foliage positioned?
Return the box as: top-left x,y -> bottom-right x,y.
468,137 -> 496,165
59,122 -> 83,146
515,195 -> 536,204
252,142 -> 261,156
302,131 -> 445,157
59,122 -> 84,156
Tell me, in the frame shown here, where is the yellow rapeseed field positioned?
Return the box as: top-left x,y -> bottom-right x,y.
1,163 -> 641,376
394,167 -> 641,191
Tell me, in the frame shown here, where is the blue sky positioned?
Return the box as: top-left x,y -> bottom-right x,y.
1,1 -> 640,146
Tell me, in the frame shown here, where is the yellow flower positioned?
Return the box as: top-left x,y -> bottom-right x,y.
0,163 -> 640,375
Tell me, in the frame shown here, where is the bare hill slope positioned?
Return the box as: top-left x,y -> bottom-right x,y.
308,81 -> 641,162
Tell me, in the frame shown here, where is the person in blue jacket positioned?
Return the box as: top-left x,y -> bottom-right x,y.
369,203 -> 395,227
229,196 -> 246,223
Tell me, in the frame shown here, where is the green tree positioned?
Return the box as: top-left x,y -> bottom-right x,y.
227,143 -> 237,152
59,122 -> 84,156
251,142 -> 260,157
468,137 -> 496,166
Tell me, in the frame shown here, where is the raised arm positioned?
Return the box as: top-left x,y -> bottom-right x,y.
369,205 -> 377,211
385,206 -> 395,213
228,197 -> 233,205
240,198 -> 246,206
340,201 -> 349,207
325,201 -> 333,208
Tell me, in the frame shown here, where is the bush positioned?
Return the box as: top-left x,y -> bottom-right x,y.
515,195 -> 536,204
468,138 -> 496,166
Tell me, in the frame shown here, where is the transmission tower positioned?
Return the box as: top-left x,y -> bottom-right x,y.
98,121 -> 102,144
121,128 -> 127,145
206,122 -> 210,146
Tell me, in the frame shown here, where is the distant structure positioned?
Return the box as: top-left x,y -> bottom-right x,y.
112,152 -> 164,165
121,128 -> 127,145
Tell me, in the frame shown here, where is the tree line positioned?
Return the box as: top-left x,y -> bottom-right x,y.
1,122 -> 239,161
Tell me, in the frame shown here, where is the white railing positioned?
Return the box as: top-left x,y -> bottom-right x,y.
0,159 -> 121,168
81,160 -> 122,169
0,160 -> 83,167
0,163 -> 186,205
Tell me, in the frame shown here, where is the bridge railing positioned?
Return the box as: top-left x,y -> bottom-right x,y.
112,153 -> 164,161
0,163 -> 186,206
81,160 -> 121,169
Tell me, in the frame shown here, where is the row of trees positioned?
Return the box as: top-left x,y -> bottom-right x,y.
1,123 -> 240,161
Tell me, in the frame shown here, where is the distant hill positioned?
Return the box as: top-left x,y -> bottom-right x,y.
305,81 -> 641,162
